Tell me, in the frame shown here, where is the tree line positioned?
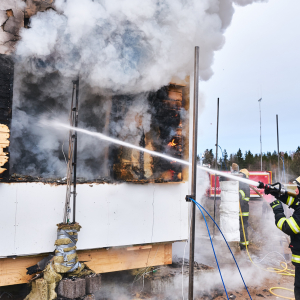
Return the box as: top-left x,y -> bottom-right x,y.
200,146 -> 300,182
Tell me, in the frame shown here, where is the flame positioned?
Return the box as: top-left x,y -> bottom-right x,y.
168,139 -> 177,147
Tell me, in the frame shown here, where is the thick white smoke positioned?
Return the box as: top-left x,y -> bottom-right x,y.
16,0 -> 265,94
10,0 -> 266,177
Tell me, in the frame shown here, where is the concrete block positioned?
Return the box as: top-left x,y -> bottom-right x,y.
57,278 -> 86,299
86,274 -> 101,294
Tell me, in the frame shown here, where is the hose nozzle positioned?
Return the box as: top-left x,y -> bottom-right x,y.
257,181 -> 265,189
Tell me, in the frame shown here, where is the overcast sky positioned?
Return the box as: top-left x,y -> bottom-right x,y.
198,0 -> 300,158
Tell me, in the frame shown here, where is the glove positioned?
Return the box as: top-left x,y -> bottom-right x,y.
270,200 -> 284,214
265,184 -> 280,197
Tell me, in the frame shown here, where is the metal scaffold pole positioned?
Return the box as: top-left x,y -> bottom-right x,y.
63,78 -> 79,224
73,78 -> 79,224
276,114 -> 280,181
213,98 -> 219,237
258,98 -> 262,171
188,46 -> 199,300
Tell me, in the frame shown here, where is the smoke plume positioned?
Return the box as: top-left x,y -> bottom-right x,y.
11,0 -> 265,177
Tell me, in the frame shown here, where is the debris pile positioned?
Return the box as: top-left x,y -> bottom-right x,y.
24,223 -> 98,300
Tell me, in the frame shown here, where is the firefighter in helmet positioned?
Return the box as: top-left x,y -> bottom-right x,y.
239,168 -> 250,250
267,176 -> 300,299
231,164 -> 251,250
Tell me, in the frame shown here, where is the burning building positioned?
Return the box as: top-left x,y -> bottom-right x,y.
0,0 -> 192,288
0,0 -> 263,294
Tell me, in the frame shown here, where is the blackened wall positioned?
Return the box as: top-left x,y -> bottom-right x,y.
0,54 -> 14,179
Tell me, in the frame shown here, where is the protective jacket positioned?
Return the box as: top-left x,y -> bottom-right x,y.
239,181 -> 250,247
274,193 -> 300,265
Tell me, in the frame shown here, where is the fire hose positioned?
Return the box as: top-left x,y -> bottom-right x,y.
191,198 -> 253,300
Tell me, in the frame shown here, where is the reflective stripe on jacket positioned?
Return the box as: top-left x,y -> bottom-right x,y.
239,212 -> 249,217
275,193 -> 300,265
276,216 -> 300,234
240,241 -> 249,246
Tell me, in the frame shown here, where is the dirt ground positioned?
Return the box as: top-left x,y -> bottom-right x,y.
0,260 -> 296,300
130,269 -> 295,300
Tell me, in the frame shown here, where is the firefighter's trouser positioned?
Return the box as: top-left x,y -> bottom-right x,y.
239,215 -> 249,250
295,265 -> 300,300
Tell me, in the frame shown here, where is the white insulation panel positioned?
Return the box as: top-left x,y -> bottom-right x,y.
219,181 -> 240,242
0,182 -> 189,257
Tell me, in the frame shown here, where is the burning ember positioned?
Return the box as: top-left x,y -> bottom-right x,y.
168,139 -> 177,147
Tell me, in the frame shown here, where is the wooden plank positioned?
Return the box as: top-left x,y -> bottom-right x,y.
0,142 -> 10,148
164,243 -> 172,265
79,243 -> 171,274
0,256 -> 43,286
0,123 -> 10,171
0,243 -> 172,287
0,155 -> 8,165
0,124 -> 9,133
168,89 -> 182,101
126,245 -> 152,251
0,132 -> 10,142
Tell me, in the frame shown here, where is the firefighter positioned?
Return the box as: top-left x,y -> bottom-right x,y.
239,168 -> 250,250
267,176 -> 300,299
231,163 -> 239,173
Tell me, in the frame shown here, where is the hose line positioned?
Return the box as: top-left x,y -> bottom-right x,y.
195,201 -> 229,300
191,199 -> 252,300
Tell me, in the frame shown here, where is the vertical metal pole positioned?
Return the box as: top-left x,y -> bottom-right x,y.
73,78 -> 79,224
276,114 -> 280,182
258,98 -> 262,171
213,98 -> 219,237
188,46 -> 199,300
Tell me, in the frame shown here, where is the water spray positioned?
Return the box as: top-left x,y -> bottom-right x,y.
51,121 -> 261,187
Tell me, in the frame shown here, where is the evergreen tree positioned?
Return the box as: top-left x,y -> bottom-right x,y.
244,150 -> 254,169
236,148 -> 244,167
200,147 -> 299,178
291,147 -> 300,175
203,149 -> 214,167
223,149 -> 228,170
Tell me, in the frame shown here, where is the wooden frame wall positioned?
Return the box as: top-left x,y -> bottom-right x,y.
0,243 -> 172,287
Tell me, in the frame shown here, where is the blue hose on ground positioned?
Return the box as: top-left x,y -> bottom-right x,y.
191,198 -> 253,300
195,201 -> 229,300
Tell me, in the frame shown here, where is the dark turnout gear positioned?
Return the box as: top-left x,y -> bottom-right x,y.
239,179 -> 250,249
271,182 -> 300,299
270,200 -> 284,213
272,191 -> 300,264
295,286 -> 300,300
295,266 -> 300,299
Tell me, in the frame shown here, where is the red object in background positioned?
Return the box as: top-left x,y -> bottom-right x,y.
208,171 -> 273,201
